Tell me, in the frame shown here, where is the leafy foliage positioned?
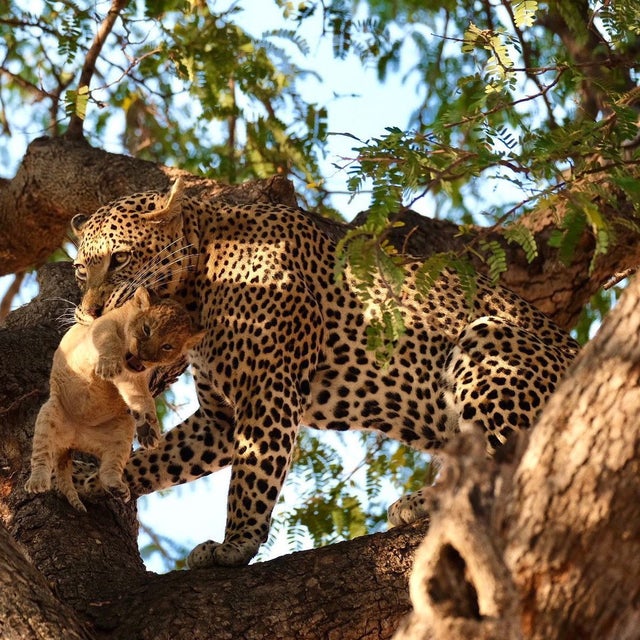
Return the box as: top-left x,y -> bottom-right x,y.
513,1 -> 539,29
0,1 -> 329,206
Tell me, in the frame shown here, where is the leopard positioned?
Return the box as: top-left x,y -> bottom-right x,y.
25,286 -> 204,512
69,178 -> 579,566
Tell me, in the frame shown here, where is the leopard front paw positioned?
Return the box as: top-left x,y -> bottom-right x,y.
75,472 -> 107,502
95,356 -> 122,379
186,539 -> 259,568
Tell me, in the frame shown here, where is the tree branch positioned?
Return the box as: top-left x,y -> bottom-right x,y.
66,0 -> 129,139
0,136 -> 297,277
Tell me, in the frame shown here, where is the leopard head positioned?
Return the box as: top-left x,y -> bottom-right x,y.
71,179 -> 195,324
123,287 -> 205,372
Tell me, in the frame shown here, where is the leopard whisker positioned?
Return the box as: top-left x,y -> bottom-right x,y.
128,251 -> 194,293
105,241 -> 195,310
126,240 -> 193,292
122,263 -> 194,301
45,296 -> 79,309
137,263 -> 194,291
56,308 -> 79,329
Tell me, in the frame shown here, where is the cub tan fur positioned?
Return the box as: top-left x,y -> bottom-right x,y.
25,287 -> 203,511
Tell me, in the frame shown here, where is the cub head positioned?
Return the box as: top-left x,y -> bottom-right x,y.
71,179 -> 193,324
123,287 -> 205,373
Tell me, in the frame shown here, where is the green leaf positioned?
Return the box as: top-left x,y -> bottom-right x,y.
503,223 -> 538,262
480,239 -> 507,283
450,258 -> 478,308
548,208 -> 587,266
65,85 -> 90,120
512,1 -> 538,29
583,201 -> 611,273
415,253 -> 452,299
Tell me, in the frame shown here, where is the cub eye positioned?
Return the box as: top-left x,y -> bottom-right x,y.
142,324 -> 151,337
73,262 -> 87,282
161,343 -> 174,351
109,251 -> 131,271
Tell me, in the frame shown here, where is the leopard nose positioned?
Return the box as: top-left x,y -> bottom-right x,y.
85,304 -> 103,318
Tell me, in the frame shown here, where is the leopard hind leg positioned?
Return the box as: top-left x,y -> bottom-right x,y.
444,315 -> 574,454
389,315 -> 575,527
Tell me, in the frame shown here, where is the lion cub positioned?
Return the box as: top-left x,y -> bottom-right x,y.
25,287 -> 203,511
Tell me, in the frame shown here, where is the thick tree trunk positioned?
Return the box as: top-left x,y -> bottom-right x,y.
503,272 -> 640,638
0,524 -> 93,640
394,273 -> 640,639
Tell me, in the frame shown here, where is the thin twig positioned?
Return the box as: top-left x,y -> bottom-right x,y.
603,267 -> 637,290
66,0 -> 128,139
0,271 -> 25,320
138,520 -> 179,567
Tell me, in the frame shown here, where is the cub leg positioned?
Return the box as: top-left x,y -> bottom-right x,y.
25,399 -> 60,495
92,317 -> 125,379
96,416 -> 135,503
113,377 -> 160,449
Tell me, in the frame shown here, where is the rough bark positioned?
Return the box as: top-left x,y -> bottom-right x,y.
0,524 -> 93,640
503,273 -> 640,639
3,136 -> 640,330
394,273 -> 640,639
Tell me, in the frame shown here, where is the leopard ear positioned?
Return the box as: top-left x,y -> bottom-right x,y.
144,178 -> 185,223
133,287 -> 151,310
71,214 -> 89,238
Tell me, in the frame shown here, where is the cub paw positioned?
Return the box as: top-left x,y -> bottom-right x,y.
95,356 -> 122,379
136,419 -> 160,449
25,472 -> 51,495
186,539 -> 258,568
101,477 -> 131,503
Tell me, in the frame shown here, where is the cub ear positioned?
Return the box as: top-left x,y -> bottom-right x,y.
71,214 -> 89,238
132,287 -> 151,310
144,177 -> 185,223
184,328 -> 207,351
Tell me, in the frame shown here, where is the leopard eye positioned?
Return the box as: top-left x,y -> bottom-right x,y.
73,262 -> 87,282
142,324 -> 151,337
109,251 -> 131,271
161,343 -> 174,351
